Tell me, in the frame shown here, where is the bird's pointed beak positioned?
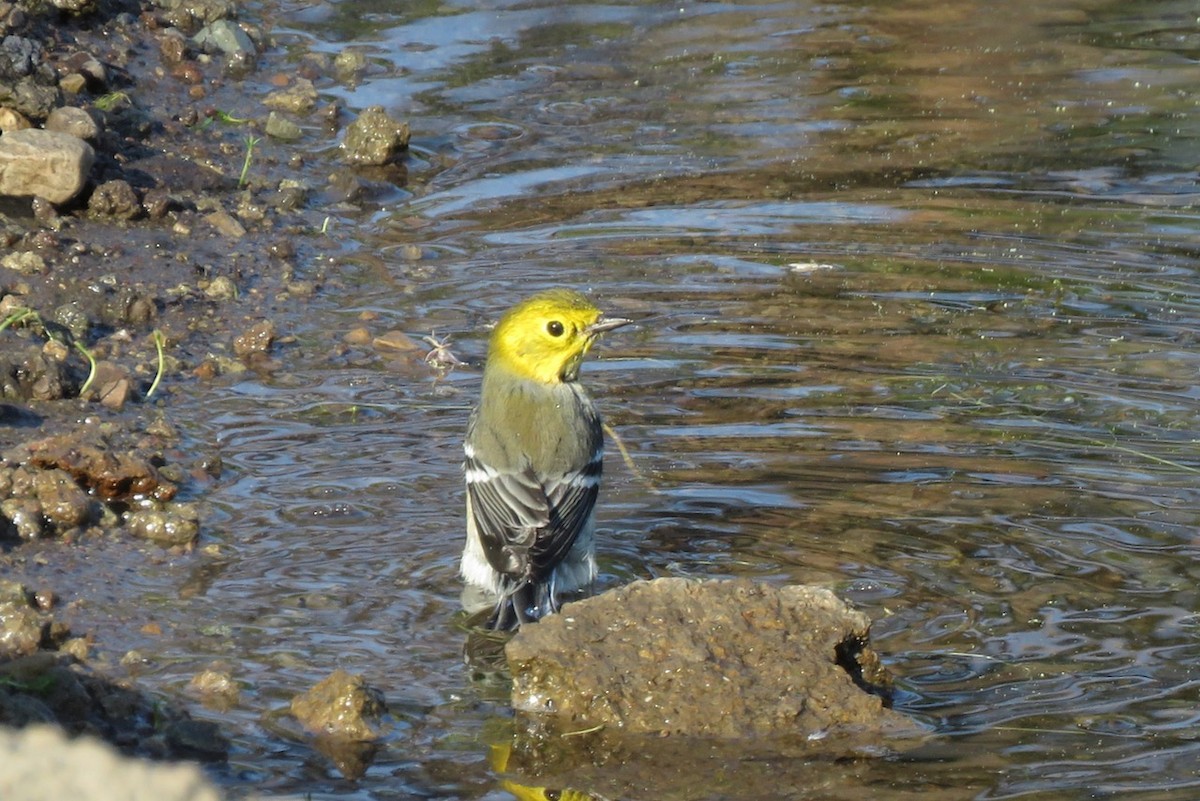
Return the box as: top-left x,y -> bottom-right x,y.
587,315 -> 633,336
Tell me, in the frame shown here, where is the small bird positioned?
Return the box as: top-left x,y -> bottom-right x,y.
460,289 -> 631,630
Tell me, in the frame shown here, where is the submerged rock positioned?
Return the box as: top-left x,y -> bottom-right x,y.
507,578 -> 911,739
263,77 -> 317,114
290,669 -> 388,741
231,319 -> 276,358
193,19 -> 255,58
341,105 -> 409,166
124,502 -> 199,548
264,111 -> 302,141
187,669 -> 240,710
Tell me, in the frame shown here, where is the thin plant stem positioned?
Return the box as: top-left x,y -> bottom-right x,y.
0,308 -> 37,332
146,330 -> 167,399
74,341 -> 97,397
239,135 -> 262,189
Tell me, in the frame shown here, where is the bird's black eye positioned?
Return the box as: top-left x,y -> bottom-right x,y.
546,320 -> 565,337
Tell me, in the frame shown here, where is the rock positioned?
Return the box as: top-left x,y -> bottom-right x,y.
264,110 -> 302,141
0,36 -> 62,117
270,179 -> 308,212
59,637 -> 90,661
91,361 -> 132,410
0,725 -> 225,801
372,329 -> 420,352
0,129 -> 94,204
232,319 -> 276,357
30,196 -> 62,229
141,188 -> 176,220
202,275 -> 238,300
202,210 -> 245,238
88,180 -> 141,219
155,0 -> 235,27
341,105 -> 409,166
0,346 -> 81,401
124,503 -> 199,547
47,0 -> 96,15
507,578 -> 912,739
0,80 -> 61,118
45,106 -> 102,141
0,592 -> 45,659
31,467 -> 94,531
60,51 -> 107,90
163,719 -> 229,761
1,498 -> 45,540
187,669 -> 240,709
25,433 -> 177,502
51,302 -> 90,339
0,251 -> 46,274
0,34 -> 38,75
332,49 -> 366,82
290,669 -> 387,741
58,73 -> 88,95
193,19 -> 255,59
158,29 -> 189,64
343,326 -> 371,346
0,107 -> 32,131
0,581 -> 31,606
263,77 -> 317,114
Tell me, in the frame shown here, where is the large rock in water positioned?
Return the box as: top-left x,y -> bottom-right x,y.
506,578 -> 914,739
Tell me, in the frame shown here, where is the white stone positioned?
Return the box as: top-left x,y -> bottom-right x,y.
0,129 -> 94,204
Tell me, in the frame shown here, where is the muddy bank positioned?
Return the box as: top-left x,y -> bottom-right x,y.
2,0 -> 414,788
0,578 -> 234,799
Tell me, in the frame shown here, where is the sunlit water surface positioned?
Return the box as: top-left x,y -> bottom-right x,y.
45,0 -> 1200,798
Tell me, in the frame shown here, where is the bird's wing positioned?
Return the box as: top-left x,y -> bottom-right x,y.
465,453 -> 601,582
532,455 -> 601,572
466,455 -> 548,575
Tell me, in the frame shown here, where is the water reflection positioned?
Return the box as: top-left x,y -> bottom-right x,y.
48,0 -> 1200,797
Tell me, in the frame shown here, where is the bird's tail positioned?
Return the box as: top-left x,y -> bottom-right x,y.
485,579 -> 558,630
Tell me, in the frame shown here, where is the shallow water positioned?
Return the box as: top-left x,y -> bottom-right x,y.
35,0 -> 1200,797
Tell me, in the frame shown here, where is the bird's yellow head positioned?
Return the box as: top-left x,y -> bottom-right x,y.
488,289 -> 630,384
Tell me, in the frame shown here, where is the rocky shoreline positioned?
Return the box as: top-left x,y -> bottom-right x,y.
2,0 -> 411,794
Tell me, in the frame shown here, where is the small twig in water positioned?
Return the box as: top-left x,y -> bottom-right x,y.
422,332 -> 466,373
560,723 -> 605,737
603,422 -> 655,491
1083,437 -> 1200,475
